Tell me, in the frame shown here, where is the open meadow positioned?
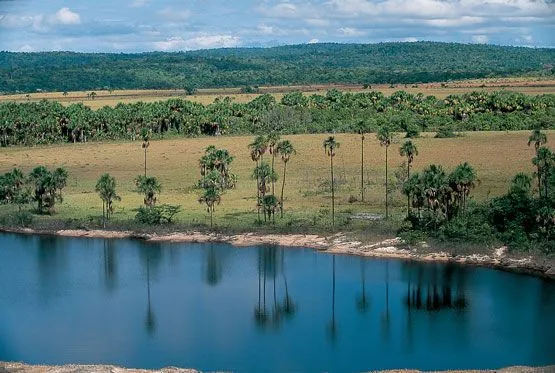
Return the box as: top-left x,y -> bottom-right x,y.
1,131 -> 552,231
2,77 -> 555,109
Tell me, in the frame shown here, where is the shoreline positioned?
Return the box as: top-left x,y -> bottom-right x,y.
1,362 -> 554,373
2,226 -> 554,280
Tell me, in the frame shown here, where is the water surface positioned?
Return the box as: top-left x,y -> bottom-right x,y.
0,233 -> 554,372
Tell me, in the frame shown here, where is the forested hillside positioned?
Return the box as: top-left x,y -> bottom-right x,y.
1,42 -> 554,93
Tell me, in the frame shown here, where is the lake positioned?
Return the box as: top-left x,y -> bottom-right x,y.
0,233 -> 554,372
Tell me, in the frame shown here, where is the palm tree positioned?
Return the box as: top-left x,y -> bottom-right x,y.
528,128 -> 547,154
399,140 -> 418,216
252,162 -> 278,222
134,175 -> 161,207
261,194 -> 280,224
449,162 -> 477,213
198,186 -> 221,228
377,125 -> 393,219
533,147 -> 554,198
141,128 -> 151,177
353,120 -> 368,202
95,173 -> 121,228
267,132 -> 281,195
276,140 -> 296,217
249,135 -> 268,221
323,136 -> 340,226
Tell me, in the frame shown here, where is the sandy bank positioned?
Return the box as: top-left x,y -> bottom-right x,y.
1,362 -> 554,373
2,227 -> 554,280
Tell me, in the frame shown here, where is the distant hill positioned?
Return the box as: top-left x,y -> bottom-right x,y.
1,42 -> 553,93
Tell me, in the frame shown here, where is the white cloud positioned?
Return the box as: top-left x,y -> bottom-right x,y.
403,37 -> 418,42
52,8 -> 81,25
308,38 -> 319,43
472,34 -> 489,44
154,34 -> 241,51
18,44 -> 35,52
338,27 -> 365,36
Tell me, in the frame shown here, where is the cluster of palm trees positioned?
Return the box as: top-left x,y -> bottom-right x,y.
197,145 -> 237,227
529,128 -> 554,199
249,133 -> 296,223
0,166 -> 68,214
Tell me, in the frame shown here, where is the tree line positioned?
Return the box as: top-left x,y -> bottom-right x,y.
1,42 -> 554,93
1,89 -> 553,147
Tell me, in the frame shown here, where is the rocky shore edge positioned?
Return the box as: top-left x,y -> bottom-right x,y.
2,227 -> 554,280
1,362 -> 554,373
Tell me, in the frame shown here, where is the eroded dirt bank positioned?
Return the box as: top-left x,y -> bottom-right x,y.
1,362 -> 554,373
2,227 -> 554,280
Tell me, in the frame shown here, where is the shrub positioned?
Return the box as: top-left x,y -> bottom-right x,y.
135,204 -> 182,225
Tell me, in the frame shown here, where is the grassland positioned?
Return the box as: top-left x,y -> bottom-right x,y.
1,131 -> 552,233
1,77 -> 554,109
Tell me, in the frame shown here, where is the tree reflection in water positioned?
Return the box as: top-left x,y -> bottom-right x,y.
356,258 -> 370,314
405,263 -> 468,311
327,255 -> 338,343
102,239 -> 117,292
254,246 -> 297,330
139,242 -> 163,336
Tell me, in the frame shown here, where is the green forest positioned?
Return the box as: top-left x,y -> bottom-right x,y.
1,89 -> 553,147
1,42 -> 554,93
1,89 -> 554,147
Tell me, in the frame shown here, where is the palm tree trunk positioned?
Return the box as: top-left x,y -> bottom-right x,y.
361,135 -> 365,202
271,153 -> 275,196
385,146 -> 389,219
407,161 -> 411,217
210,207 -> 213,228
280,162 -> 287,218
256,160 -> 261,222
331,155 -> 335,227
144,148 -> 147,177
102,200 -> 106,228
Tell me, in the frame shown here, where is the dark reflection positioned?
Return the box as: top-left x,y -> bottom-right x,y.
356,259 -> 370,314
280,248 -> 296,319
381,261 -> 391,341
139,242 -> 164,336
327,255 -> 338,343
404,264 -> 468,311
204,244 -> 222,286
36,235 -> 67,302
254,246 -> 297,330
102,239 -> 118,292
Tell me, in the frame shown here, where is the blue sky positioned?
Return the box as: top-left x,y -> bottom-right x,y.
0,0 -> 553,52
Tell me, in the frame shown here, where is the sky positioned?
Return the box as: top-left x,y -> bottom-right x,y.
0,0 -> 553,53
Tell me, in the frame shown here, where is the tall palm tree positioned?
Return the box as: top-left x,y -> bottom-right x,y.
276,140 -> 296,217
399,140 -> 418,216
323,136 -> 340,226
528,128 -> 547,154
141,128 -> 150,177
353,120 -> 368,202
267,132 -> 281,195
377,125 -> 393,219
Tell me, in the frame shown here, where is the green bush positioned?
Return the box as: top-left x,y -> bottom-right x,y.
135,204 -> 182,225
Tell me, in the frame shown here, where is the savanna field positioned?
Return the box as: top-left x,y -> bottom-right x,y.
1,131 -> 552,230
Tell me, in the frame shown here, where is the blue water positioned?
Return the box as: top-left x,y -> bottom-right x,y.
0,232 -> 554,372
